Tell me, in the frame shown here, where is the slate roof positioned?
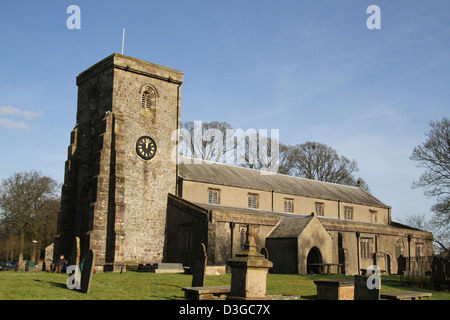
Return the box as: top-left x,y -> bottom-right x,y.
266,216 -> 314,238
178,158 -> 389,209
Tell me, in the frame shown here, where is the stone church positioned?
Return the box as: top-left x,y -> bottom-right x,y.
55,54 -> 433,275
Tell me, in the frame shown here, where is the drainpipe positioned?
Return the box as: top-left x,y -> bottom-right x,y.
271,190 -> 274,211
387,206 -> 392,225
230,221 -> 235,258
407,234 -> 412,271
175,84 -> 181,195
356,231 -> 361,275
338,199 -> 341,219
177,177 -> 183,197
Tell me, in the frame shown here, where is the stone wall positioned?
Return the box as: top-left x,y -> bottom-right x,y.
109,55 -> 182,265
320,218 -> 434,275
164,195 -> 209,268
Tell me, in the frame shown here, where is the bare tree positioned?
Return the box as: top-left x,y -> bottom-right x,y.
180,121 -> 280,173
287,141 -> 368,189
411,117 -> 450,231
0,170 -> 60,267
238,131 -> 280,173
180,121 -> 235,162
277,143 -> 296,175
401,213 -> 449,254
179,122 -> 369,188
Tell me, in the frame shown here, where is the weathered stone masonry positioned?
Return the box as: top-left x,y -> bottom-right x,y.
56,54 -> 183,271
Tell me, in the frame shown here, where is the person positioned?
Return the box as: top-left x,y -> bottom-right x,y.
53,255 -> 66,273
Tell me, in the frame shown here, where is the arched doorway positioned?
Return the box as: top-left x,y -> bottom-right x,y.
386,254 -> 391,275
307,247 -> 323,274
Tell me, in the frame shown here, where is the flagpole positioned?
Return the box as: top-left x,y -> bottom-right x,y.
122,28 -> 125,55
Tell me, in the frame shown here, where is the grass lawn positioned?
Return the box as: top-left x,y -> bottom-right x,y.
0,271 -> 449,300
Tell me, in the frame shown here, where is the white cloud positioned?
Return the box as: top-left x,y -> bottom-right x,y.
0,118 -> 30,130
0,106 -> 43,130
0,106 -> 43,120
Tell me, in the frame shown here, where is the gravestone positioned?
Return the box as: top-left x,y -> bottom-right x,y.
80,249 -> 95,294
70,237 -> 80,267
192,243 -> 207,287
44,243 -> 54,271
354,275 -> 380,300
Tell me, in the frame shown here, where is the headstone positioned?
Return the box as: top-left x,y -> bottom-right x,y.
80,249 -> 95,294
192,243 -> 207,287
44,243 -> 54,271
354,275 -> 380,300
70,237 -> 80,267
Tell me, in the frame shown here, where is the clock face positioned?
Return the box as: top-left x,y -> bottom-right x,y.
136,136 -> 157,160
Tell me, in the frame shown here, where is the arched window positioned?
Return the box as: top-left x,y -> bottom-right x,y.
141,86 -> 156,110
394,238 -> 404,259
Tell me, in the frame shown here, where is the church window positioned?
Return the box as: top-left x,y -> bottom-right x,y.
415,243 -> 423,257
208,188 -> 220,204
284,198 -> 294,213
315,202 -> 325,216
248,193 -> 259,209
141,86 -> 156,110
370,210 -> 378,223
395,238 -> 404,258
344,207 -> 353,220
360,238 -> 373,259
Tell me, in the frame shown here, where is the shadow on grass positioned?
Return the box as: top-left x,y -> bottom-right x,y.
33,278 -> 69,290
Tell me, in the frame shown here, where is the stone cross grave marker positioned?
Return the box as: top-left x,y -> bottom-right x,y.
226,225 -> 273,300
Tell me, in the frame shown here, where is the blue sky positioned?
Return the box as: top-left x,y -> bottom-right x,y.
0,0 -> 448,222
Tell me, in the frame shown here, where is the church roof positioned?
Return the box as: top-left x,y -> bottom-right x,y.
178,158 -> 389,209
266,216 -> 314,238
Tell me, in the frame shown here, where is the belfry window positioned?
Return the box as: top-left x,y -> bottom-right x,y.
141,87 -> 156,110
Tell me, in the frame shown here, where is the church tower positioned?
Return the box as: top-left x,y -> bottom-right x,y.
56,54 -> 183,271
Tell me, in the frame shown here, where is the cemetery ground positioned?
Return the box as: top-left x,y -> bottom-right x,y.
0,271 -> 449,300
